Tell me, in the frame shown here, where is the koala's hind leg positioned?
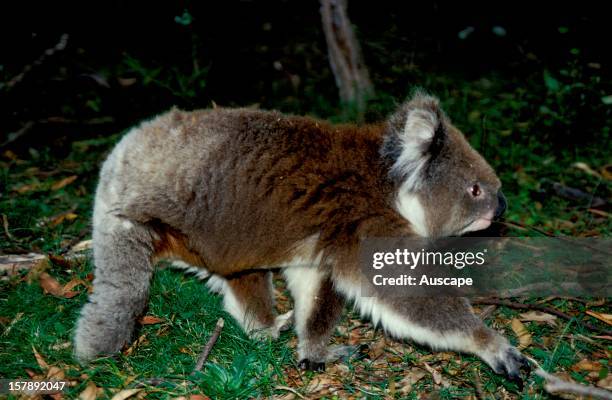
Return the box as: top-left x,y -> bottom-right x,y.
283,266 -> 352,371
208,271 -> 293,338
74,215 -> 155,363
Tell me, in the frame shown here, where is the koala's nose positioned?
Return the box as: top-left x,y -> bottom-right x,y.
494,190 -> 507,218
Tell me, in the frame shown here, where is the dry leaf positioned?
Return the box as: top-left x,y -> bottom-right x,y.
571,358 -> 603,372
62,278 -> 88,298
593,335 -> 612,341
586,310 -> 612,326
48,254 -> 73,269
519,311 -> 557,324
63,278 -> 87,292
601,163 -> 612,181
573,162 -> 602,179
38,272 -> 86,299
138,315 -> 164,325
118,77 -> 137,87
110,388 -> 141,400
597,375 -> 612,390
3,149 -> 18,160
588,208 -> 610,217
62,291 -> 79,299
305,376 -> 336,394
79,382 -> 98,400
39,272 -> 65,297
586,299 -> 606,307
422,362 -> 442,385
50,392 -> 64,400
32,345 -> 49,370
24,368 -> 38,378
369,336 -> 386,359
51,175 -> 78,191
46,366 -> 66,380
123,333 -> 148,356
49,212 -> 78,227
387,373 -> 396,396
70,240 -> 93,253
398,367 -> 427,395
14,182 -> 41,194
510,318 -> 532,350
51,341 -> 72,351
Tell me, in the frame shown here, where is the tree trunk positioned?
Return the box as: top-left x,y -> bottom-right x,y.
320,0 -> 373,113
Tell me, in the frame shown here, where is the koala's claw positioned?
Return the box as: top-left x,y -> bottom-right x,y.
492,347 -> 530,390
298,359 -> 325,372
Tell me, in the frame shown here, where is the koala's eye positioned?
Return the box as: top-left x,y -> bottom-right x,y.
470,184 -> 481,197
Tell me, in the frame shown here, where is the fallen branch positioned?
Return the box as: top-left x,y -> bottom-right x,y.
0,253 -> 46,275
191,318 -> 224,374
1,239 -> 92,276
550,181 -> 606,208
472,299 -> 612,336
527,356 -> 612,399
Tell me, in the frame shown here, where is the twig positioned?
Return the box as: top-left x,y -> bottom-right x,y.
477,305 -> 497,321
275,385 -> 306,399
191,318 -> 224,374
2,34 -> 69,90
527,356 -> 612,399
471,367 -> 488,400
472,299 -> 612,336
0,122 -> 35,150
134,377 -> 183,389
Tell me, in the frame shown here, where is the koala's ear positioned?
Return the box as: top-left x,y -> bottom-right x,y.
401,92 -> 443,149
382,92 -> 445,187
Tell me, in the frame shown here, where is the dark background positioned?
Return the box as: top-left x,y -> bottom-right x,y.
1,1 -> 610,145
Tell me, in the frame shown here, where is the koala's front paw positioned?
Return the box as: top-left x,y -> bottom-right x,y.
298,359 -> 325,371
488,346 -> 530,389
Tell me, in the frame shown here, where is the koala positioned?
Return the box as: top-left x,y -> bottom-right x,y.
74,92 -> 527,384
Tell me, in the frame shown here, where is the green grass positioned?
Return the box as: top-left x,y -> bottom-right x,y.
0,261 -> 296,399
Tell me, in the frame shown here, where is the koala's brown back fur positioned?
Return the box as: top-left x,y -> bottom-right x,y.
115,108 -> 410,277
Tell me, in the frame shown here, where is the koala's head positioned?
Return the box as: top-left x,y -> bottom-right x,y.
381,91 -> 506,238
